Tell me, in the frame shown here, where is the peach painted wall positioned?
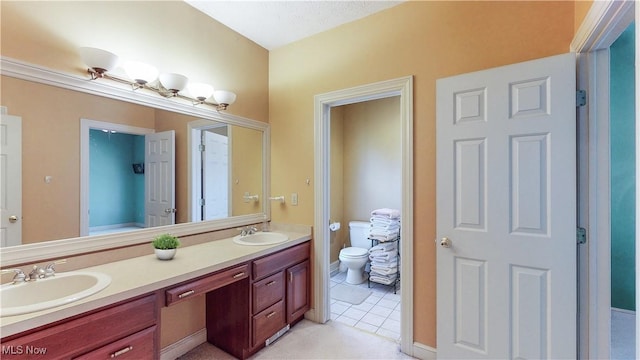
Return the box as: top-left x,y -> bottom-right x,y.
269,1 -> 575,348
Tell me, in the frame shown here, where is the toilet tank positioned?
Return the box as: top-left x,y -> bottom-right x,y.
349,221 -> 371,249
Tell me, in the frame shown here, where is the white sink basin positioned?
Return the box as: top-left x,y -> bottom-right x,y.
233,232 -> 289,246
1,271 -> 111,317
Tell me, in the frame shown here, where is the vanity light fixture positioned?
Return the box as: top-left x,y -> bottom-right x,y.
188,82 -> 214,103
123,61 -> 159,87
79,47 -> 237,111
159,73 -> 189,95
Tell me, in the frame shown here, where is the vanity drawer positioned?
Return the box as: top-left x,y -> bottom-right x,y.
252,242 -> 310,280
252,300 -> 286,347
252,271 -> 285,314
166,264 -> 249,306
1,294 -> 157,359
74,325 -> 156,359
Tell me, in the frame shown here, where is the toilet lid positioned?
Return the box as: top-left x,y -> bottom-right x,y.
341,247 -> 368,257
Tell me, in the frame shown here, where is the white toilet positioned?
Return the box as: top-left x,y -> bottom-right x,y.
339,221 -> 372,284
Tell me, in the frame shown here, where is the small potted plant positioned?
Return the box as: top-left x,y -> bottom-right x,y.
152,233 -> 181,260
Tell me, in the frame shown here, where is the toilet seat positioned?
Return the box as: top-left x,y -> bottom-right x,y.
340,247 -> 368,258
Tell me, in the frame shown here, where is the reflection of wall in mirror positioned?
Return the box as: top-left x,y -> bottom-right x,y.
2,76 -> 265,244
232,126 -> 263,216
2,76 -> 156,244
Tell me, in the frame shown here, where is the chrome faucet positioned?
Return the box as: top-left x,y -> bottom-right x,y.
1,268 -> 26,284
28,265 -> 45,281
240,226 -> 258,236
43,259 -> 67,278
1,259 -> 67,285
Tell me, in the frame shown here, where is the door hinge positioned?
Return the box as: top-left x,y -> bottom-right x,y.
577,227 -> 587,245
199,198 -> 205,206
576,90 -> 587,107
199,144 -> 205,152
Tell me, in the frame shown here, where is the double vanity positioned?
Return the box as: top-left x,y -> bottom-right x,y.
0,228 -> 311,359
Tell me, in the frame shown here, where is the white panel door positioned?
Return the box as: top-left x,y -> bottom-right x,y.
203,130 -> 229,220
145,130 -> 175,227
436,53 -> 576,359
0,115 -> 22,247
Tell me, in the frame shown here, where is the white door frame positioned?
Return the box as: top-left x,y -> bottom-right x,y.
80,119 -> 154,236
571,1 -> 637,358
313,76 -> 415,354
187,120 -> 232,222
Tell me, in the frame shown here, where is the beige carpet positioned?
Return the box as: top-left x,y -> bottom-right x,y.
177,319 -> 414,359
330,284 -> 372,305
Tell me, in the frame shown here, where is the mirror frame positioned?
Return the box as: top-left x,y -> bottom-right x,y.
0,56 -> 271,267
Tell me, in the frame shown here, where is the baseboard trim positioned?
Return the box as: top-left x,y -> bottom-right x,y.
160,328 -> 207,360
330,260 -> 340,276
612,307 -> 636,316
412,342 -> 436,360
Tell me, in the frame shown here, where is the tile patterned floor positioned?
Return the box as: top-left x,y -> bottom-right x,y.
330,271 -> 401,342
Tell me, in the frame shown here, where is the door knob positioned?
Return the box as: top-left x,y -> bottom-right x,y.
9,215 -> 18,223
440,237 -> 452,248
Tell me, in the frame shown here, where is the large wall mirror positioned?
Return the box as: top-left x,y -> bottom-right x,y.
0,58 -> 269,266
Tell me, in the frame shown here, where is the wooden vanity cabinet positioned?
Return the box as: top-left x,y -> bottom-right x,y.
286,259 -> 311,323
1,294 -> 158,359
250,242 -> 310,342
206,241 -> 310,359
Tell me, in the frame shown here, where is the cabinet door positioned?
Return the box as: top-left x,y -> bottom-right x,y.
286,260 -> 310,323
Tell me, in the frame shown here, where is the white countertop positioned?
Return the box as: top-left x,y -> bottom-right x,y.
0,229 -> 311,338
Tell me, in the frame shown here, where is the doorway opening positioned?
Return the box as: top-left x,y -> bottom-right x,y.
328,97 -> 402,340
189,123 -> 231,222
574,1 -> 638,358
87,129 -> 145,235
609,21 -> 636,360
80,119 -> 153,236
313,76 -> 414,355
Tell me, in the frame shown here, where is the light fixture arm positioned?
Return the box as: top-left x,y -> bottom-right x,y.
86,68 -> 232,111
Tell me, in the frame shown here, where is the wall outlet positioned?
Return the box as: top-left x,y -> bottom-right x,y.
291,193 -> 298,206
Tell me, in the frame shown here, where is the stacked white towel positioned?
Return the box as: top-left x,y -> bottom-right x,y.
368,242 -> 398,284
369,273 -> 398,285
369,208 -> 400,242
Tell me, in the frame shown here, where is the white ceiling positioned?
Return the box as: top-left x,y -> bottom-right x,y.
184,1 -> 405,50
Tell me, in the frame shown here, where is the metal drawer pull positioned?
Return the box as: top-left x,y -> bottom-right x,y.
111,346 -> 133,358
178,290 -> 195,298
266,311 -> 276,318
233,272 -> 245,279
266,280 -> 276,286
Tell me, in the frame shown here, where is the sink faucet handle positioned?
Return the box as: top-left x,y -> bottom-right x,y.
45,259 -> 67,277
1,268 -> 26,284
29,265 -> 46,281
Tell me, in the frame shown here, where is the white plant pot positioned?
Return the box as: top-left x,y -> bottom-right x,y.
155,248 -> 177,260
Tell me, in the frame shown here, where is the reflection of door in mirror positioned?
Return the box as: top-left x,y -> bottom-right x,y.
84,123 -> 176,235
145,130 -> 176,227
0,114 -> 22,247
190,125 -> 230,221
